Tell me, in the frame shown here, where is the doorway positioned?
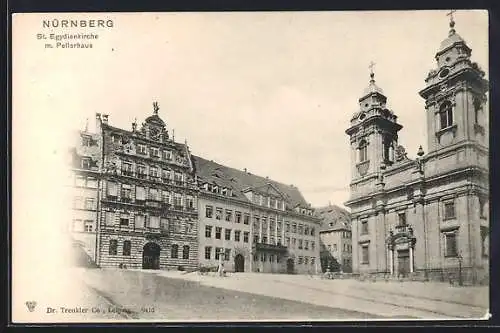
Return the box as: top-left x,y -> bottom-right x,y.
142,242 -> 161,269
397,249 -> 410,277
286,258 -> 295,274
234,254 -> 245,272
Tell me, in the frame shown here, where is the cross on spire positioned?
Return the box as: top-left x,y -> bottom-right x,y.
446,9 -> 457,33
369,61 -> 376,81
153,101 -> 159,115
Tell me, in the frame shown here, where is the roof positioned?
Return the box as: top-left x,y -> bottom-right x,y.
145,114 -> 166,127
362,78 -> 384,97
192,155 -> 310,209
315,204 -> 351,232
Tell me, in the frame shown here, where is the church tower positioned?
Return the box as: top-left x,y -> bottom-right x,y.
346,66 -> 402,191
419,14 -> 488,152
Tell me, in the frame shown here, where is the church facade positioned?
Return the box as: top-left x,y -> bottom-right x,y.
345,19 -> 489,284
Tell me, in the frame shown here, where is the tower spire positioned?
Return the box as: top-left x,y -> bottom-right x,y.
446,9 -> 457,36
153,101 -> 159,115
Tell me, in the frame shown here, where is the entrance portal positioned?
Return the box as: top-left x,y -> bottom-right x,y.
142,242 -> 161,269
286,258 -> 295,274
397,249 -> 410,277
234,254 -> 245,272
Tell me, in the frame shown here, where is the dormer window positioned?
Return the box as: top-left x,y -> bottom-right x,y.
358,140 -> 368,163
81,157 -> 91,169
162,150 -> 172,160
137,144 -> 147,155
81,135 -> 92,147
151,147 -> 160,158
439,101 -> 453,129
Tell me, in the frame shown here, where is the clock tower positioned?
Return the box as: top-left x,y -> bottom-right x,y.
346,67 -> 403,193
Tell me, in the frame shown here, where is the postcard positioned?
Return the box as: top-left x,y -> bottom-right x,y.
11,10 -> 490,323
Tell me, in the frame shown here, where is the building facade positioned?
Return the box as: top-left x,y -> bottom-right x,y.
69,105 -> 321,274
194,157 -> 321,274
316,205 -> 352,273
345,19 -> 489,284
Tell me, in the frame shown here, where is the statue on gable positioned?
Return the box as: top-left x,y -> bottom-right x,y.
395,145 -> 408,162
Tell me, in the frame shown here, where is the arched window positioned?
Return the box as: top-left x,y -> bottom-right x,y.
358,140 -> 368,163
439,101 -> 453,129
109,239 -> 118,255
123,240 -> 131,256
171,244 -> 179,258
182,245 -> 190,259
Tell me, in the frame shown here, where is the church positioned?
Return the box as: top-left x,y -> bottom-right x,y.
345,16 -> 489,284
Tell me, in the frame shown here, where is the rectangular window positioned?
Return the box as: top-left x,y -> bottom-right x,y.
298,224 -> 303,235
107,181 -> 118,197
311,241 -> 315,251
243,232 -> 249,243
171,245 -> 179,259
151,147 -> 160,158
215,227 -> 222,239
135,186 -> 146,201
122,240 -> 131,256
215,208 -> 222,220
304,240 -> 309,250
361,245 -> 369,264
225,229 -> 231,241
138,144 -> 147,155
109,239 -> 118,255
81,135 -> 92,147
253,235 -> 259,244
262,236 -> 267,244
311,257 -> 315,266
286,237 -> 290,247
81,158 -> 91,169
359,144 -> 368,163
333,244 -> 337,251
304,226 -> 309,235
84,220 -> 93,232
205,225 -> 212,238
105,211 -> 115,225
298,239 -> 303,249
205,246 -> 212,260
183,245 -> 190,259
149,216 -> 160,229
149,188 -> 160,201
162,150 -> 172,160
84,198 -> 95,210
361,220 -> 368,235
206,205 -> 213,218
444,201 -> 456,220
277,221 -> 282,232
292,238 -> 296,248
445,232 -> 458,257
215,247 -> 223,260
225,210 -> 233,222
150,166 -> 159,179
224,248 -> 231,261
398,212 -> 407,226
160,218 -> 169,231
243,213 -> 250,225
121,184 -> 132,201
235,211 -> 242,223
75,176 -> 86,187
120,217 -> 129,226
135,215 -> 145,229
137,165 -> 146,179
292,223 -> 297,233
286,223 -> 290,232
121,162 -> 133,176
298,256 -> 303,265
234,230 -> 241,242
311,227 -> 315,236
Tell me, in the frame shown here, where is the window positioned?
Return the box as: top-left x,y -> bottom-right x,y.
298,224 -> 303,235
298,239 -> 303,249
81,158 -> 91,169
262,236 -> 267,244
444,201 -> 456,220
109,239 -> 118,255
215,227 -> 222,239
215,247 -> 223,260
138,144 -> 147,155
135,186 -> 146,201
286,223 -> 290,232
122,162 -> 133,176
292,238 -> 296,248
398,212 -> 406,226
224,249 -> 231,261
135,215 -> 145,229
235,230 -> 241,242
361,245 -> 369,264
225,229 -> 231,241
205,246 -> 212,260
225,210 -> 233,222
445,232 -> 458,257
243,232 -> 249,243
277,221 -> 282,232
311,227 -> 315,236
162,150 -> 172,160
186,196 -> 194,210
173,194 -> 182,208
270,237 -> 274,245
75,176 -> 86,187
298,257 -> 303,265
107,181 -> 118,197
171,244 -> 179,258
120,217 -> 129,226
481,226 -> 489,257
204,225 -> 212,238
215,208 -> 222,220
137,164 -> 146,179
270,197 -> 276,208
439,101 -> 454,129
361,220 -> 368,235
304,240 -> 309,250
151,147 -> 160,158
150,166 -> 159,179
304,257 -> 309,265
243,213 -> 250,225
359,140 -> 368,163
286,237 -> 290,247
149,216 -> 160,229
479,197 -> 488,219
121,184 -> 132,201
84,198 -> 95,210
235,211 -> 242,223
311,241 -> 315,251
304,226 -> 309,235
311,257 -> 315,266
183,245 -> 190,259
149,188 -> 160,201
205,205 -> 213,218
292,223 -> 297,233
123,240 -> 131,256
160,218 -> 168,231
253,235 -> 259,244
81,135 -> 92,147
84,220 -> 93,232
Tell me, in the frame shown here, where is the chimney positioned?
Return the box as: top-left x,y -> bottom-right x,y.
95,113 -> 102,131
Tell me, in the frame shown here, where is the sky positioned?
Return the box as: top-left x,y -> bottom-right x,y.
14,10 -> 488,210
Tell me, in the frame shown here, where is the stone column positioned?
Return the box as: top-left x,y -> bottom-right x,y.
389,247 -> 393,276
409,245 -> 414,273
